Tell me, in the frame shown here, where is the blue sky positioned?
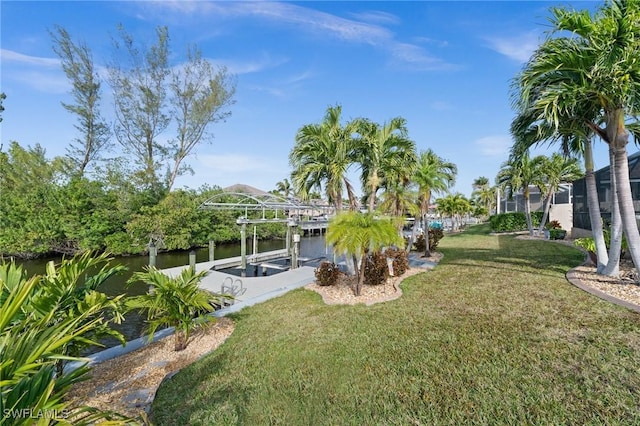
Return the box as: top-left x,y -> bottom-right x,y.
1,0 -> 610,198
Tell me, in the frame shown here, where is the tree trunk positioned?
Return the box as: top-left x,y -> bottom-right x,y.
423,213 -> 431,257
356,254 -> 366,296
609,109 -> 640,273
602,146 -> 621,276
174,329 -> 188,351
523,189 -> 533,236
537,190 -> 554,235
583,139 -> 608,270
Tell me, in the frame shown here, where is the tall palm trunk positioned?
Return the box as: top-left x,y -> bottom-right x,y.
583,139 -> 608,270
609,109 -> 640,273
537,189 -> 554,235
523,187 -> 534,235
603,146 -> 621,276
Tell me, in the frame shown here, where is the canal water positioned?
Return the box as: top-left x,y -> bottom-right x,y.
13,235 -> 329,352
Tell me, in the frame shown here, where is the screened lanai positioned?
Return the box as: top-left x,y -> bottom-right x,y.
572,151 -> 640,231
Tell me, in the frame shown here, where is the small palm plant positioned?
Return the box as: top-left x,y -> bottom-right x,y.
326,211 -> 404,296
127,267 -> 224,351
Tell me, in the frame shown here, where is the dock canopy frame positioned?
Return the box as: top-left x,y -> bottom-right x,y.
198,188 -> 333,275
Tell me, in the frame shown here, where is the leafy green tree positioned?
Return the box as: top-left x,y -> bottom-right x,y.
412,149 -> 457,256
290,105 -> 359,212
0,142 -> 67,256
513,0 -> 640,272
127,267 -> 223,351
326,212 -> 404,296
109,25 -> 171,190
166,47 -> 236,190
533,154 -> 583,235
353,117 -> 417,212
50,25 -> 111,177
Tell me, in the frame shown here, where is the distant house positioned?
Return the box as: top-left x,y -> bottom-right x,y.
572,151 -> 640,235
498,184 -> 574,231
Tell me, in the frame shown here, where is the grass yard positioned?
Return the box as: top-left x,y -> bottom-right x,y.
152,224 -> 640,425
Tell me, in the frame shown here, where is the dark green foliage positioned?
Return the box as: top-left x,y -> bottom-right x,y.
0,142 -> 286,258
314,262 -> 342,286
549,229 -> 567,240
385,247 -> 409,276
414,233 -> 426,252
428,227 -> 444,251
363,251 -> 389,285
489,212 -> 543,232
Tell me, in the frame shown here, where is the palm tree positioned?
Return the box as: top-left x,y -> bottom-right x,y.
290,105 -> 358,213
412,149 -> 457,256
533,153 -> 583,235
514,0 -> 640,272
326,211 -> 404,296
275,178 -> 292,198
510,109 -> 611,273
437,193 -> 471,232
127,267 -> 223,351
471,176 -> 496,216
496,152 -> 543,236
353,117 -> 417,212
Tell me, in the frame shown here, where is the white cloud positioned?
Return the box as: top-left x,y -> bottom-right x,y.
1,49 -> 60,67
349,10 -> 401,26
144,2 -> 455,71
474,135 -> 511,157
484,31 -> 541,63
216,52 -> 289,75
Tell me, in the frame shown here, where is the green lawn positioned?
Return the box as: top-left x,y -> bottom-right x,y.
152,224 -> 640,425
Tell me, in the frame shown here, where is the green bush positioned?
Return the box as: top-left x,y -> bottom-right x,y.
413,228 -> 444,253
489,212 -> 543,232
429,228 -> 444,251
363,251 -> 389,286
314,261 -> 342,286
549,229 -> 567,240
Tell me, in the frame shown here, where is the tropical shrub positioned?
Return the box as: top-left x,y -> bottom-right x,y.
314,261 -> 341,286
429,227 -> 445,251
414,234 -> 426,252
385,247 -> 409,276
489,212 -> 543,232
127,267 -> 225,351
363,252 -> 389,286
0,259 -> 131,425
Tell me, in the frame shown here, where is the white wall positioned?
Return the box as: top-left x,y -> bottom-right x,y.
549,204 -> 573,233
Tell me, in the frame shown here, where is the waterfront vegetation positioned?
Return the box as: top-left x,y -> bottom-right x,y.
0,145 -> 287,259
152,224 -> 640,425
